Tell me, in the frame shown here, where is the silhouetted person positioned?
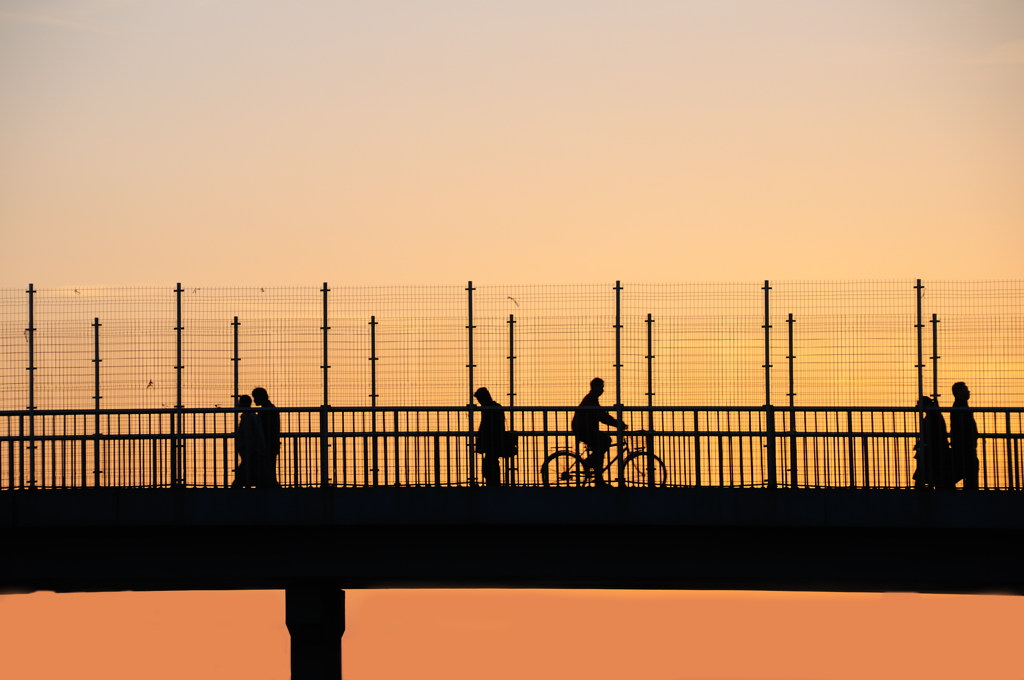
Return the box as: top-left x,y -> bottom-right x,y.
231,395 -> 265,488
571,377 -> 627,486
474,387 -> 507,487
913,396 -> 957,490
950,381 -> 979,490
252,386 -> 281,488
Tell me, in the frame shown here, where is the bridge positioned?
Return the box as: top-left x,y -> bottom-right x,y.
3,404 -> 1024,678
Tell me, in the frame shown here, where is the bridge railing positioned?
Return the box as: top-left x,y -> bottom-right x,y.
1,406 -> 1021,491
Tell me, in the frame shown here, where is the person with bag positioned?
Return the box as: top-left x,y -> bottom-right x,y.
474,387 -> 509,486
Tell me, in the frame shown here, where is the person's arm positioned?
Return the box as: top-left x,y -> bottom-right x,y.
597,409 -> 626,429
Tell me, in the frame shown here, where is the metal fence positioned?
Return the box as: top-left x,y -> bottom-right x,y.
2,281 -> 1022,413
2,405 -> 1021,491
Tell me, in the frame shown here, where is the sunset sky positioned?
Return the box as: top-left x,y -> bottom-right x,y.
1,1 -> 1022,678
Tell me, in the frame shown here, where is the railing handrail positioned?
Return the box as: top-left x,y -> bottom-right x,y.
3,404 -> 1023,417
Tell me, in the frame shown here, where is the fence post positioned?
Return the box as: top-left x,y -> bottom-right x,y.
508,313 -> 516,486
915,279 -> 925,400
466,281 -> 476,485
231,317 -> 240,403
763,280 -> 777,489
369,316 -> 379,487
930,313 -> 940,403
172,282 -> 184,487
92,317 -> 102,488
228,316 -> 240,489
786,313 -> 797,488
320,282 -> 330,487
26,284 -> 37,488
645,313 -> 655,485
614,281 -> 624,485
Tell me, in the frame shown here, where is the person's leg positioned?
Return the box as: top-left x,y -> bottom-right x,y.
483,452 -> 501,486
587,434 -> 611,486
963,454 -> 979,490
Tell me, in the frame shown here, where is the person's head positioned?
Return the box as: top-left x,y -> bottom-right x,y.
589,377 -> 604,395
236,394 -> 252,408
252,387 -> 269,405
952,382 -> 970,401
474,387 -> 492,404
917,395 -> 936,409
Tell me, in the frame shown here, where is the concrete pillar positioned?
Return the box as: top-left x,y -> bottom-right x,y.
285,587 -> 345,680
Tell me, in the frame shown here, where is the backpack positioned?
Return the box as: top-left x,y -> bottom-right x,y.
498,431 -> 518,458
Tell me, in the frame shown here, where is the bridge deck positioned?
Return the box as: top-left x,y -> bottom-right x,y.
3,488 -> 1023,595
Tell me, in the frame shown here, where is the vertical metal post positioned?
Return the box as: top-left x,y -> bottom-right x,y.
172,282 -> 184,487
613,281 -> 624,484
320,283 -> 331,487
915,279 -> 925,400
229,315 -> 240,489
92,318 -> 102,487
175,283 -> 184,409
507,314 -> 516,422
763,281 -> 772,408
930,313 -> 940,402
231,317 -> 240,403
507,313 -> 516,486
466,281 -> 476,484
26,284 -> 36,412
369,316 -> 379,487
26,284 -> 36,488
786,313 -> 797,488
645,313 -> 656,485
763,281 -> 777,489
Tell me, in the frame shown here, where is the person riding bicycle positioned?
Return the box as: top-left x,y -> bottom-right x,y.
571,377 -> 627,486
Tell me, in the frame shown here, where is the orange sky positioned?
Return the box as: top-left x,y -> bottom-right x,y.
2,1 -> 1022,678
1,1 -> 1022,285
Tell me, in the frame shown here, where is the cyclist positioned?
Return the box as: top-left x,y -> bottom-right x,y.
571,377 -> 627,486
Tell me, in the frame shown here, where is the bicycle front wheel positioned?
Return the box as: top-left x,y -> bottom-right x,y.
541,450 -> 588,487
621,452 -> 667,488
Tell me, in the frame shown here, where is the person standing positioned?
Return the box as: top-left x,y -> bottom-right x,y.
474,387 -> 507,486
950,382 -> 979,490
913,396 -> 955,490
570,377 -> 627,486
231,395 -> 265,488
252,386 -> 281,488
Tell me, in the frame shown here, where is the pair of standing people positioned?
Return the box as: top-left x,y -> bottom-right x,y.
232,387 -> 281,488
914,382 -> 979,490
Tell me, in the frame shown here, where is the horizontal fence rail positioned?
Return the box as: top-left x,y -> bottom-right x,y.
2,406 -> 1021,491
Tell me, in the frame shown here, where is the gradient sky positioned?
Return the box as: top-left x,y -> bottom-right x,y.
1,1 -> 1022,679
2,0 -> 1023,285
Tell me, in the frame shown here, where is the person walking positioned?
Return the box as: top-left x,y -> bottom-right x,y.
950,382 -> 979,490
231,394 -> 265,488
252,387 -> 281,488
474,387 -> 507,487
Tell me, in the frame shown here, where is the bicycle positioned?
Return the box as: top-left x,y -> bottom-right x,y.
540,435 -> 666,488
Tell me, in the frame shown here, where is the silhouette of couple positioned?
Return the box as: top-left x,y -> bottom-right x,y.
913,382 -> 979,490
232,387 -> 282,488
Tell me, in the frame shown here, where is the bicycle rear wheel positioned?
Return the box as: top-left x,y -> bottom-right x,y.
621,451 -> 667,488
541,450 -> 588,487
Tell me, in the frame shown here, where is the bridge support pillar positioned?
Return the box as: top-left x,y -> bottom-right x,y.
285,587 -> 345,680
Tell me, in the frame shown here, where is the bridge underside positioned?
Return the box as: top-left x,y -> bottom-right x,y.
3,487 -> 1023,595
